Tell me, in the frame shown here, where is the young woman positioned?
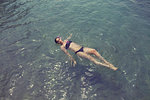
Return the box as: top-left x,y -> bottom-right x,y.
55,34 -> 118,71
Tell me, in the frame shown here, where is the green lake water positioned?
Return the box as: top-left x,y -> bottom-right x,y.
0,0 -> 150,100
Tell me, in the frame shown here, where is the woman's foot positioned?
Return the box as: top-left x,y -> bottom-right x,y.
108,64 -> 118,71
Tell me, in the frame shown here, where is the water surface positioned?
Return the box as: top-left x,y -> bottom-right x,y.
0,0 -> 150,100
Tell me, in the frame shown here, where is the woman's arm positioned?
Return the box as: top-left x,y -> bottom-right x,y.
60,46 -> 76,66
65,33 -> 72,40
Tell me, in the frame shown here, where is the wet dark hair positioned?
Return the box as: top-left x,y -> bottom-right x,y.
54,37 -> 59,44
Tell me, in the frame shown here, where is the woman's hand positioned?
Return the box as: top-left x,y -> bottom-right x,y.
71,58 -> 76,67
73,60 -> 77,67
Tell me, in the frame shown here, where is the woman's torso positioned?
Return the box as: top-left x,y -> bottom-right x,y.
62,40 -> 82,52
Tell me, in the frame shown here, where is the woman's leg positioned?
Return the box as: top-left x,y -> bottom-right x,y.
83,48 -> 108,63
77,52 -> 117,70
83,47 -> 118,70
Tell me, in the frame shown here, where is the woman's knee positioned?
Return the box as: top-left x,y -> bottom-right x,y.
91,49 -> 97,53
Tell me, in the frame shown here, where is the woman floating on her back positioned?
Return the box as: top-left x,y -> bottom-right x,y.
55,34 -> 118,71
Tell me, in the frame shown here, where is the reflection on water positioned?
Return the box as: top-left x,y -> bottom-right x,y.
0,0 -> 150,100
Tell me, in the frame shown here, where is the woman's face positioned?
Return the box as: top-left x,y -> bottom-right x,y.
56,37 -> 61,44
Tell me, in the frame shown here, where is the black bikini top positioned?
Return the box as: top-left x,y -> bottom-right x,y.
65,41 -> 72,49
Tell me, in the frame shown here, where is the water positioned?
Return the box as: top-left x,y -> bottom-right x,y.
0,0 -> 150,100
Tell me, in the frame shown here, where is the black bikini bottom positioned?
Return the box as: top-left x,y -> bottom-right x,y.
75,47 -> 84,54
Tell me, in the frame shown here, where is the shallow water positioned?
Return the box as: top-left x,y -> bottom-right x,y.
0,0 -> 150,100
